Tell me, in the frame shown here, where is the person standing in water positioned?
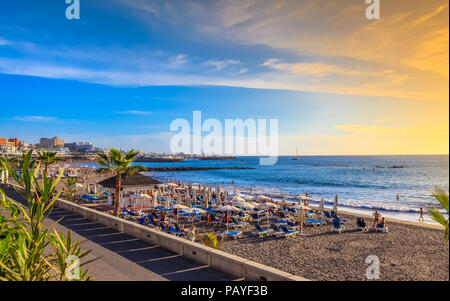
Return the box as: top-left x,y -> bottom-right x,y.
419,208 -> 424,222
396,194 -> 400,200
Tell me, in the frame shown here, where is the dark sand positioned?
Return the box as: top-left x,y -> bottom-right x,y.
218,214 -> 449,281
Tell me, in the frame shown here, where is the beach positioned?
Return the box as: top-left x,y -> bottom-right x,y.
55,166 -> 449,281
219,212 -> 449,281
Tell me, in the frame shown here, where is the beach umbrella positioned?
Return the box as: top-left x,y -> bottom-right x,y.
193,190 -> 197,205
202,188 -> 209,208
185,191 -> 191,207
237,193 -> 254,201
172,204 -> 188,209
165,195 -> 172,208
293,204 -> 311,210
217,192 -> 222,206
333,196 -> 338,212
232,196 -> 246,202
258,202 -> 278,209
216,205 -> 241,212
83,179 -> 88,194
257,195 -> 271,201
232,201 -> 255,210
172,203 -> 187,222
152,191 -> 159,207
281,193 -> 287,208
319,198 -> 325,212
183,207 -> 206,214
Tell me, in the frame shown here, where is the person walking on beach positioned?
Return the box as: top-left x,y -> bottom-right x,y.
419,208 -> 424,222
372,210 -> 381,229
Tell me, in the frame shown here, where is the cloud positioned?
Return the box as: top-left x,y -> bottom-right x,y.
12,116 -> 59,122
203,59 -> 240,71
168,54 -> 188,68
0,37 -> 11,46
115,0 -> 448,100
0,0 -> 447,101
0,57 -> 437,100
115,110 -> 152,115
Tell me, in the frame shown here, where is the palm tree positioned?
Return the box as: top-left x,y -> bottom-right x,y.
96,148 -> 145,217
37,150 -> 61,177
64,177 -> 79,203
427,187 -> 449,241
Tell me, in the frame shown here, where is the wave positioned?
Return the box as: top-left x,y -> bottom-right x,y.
294,178 -> 390,189
310,164 -> 404,169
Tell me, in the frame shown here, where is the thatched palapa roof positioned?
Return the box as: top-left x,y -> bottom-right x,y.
98,172 -> 161,189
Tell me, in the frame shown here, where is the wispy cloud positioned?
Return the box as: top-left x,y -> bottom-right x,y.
115,110 -> 152,115
13,116 -> 59,122
203,59 -> 240,71
168,54 -> 188,68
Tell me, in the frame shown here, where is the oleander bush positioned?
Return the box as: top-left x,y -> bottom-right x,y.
0,151 -> 94,281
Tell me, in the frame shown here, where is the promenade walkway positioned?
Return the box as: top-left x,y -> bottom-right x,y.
1,185 -> 236,281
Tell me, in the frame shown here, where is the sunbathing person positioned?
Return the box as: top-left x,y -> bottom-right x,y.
377,217 -> 387,229
356,217 -> 366,228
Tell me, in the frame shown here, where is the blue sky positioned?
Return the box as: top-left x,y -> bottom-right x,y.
0,0 -> 448,154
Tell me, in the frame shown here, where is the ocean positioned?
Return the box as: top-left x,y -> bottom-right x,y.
138,155 -> 449,224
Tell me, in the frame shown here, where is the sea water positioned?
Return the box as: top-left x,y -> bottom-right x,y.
139,155 -> 449,224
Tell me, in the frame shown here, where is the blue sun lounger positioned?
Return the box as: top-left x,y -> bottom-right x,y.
270,224 -> 285,237
220,231 -> 243,240
230,217 -> 249,229
252,224 -> 272,237
286,221 -> 300,230
305,219 -> 326,226
280,225 -> 297,238
331,218 -> 345,233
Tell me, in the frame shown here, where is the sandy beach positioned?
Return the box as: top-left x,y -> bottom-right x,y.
62,171 -> 449,281
219,212 -> 449,281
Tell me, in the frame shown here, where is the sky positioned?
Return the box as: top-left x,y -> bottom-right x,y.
0,0 -> 448,155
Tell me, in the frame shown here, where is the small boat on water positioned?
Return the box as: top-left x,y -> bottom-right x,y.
292,148 -> 300,160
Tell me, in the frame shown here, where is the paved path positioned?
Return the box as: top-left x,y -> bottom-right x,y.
1,185 -> 236,281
